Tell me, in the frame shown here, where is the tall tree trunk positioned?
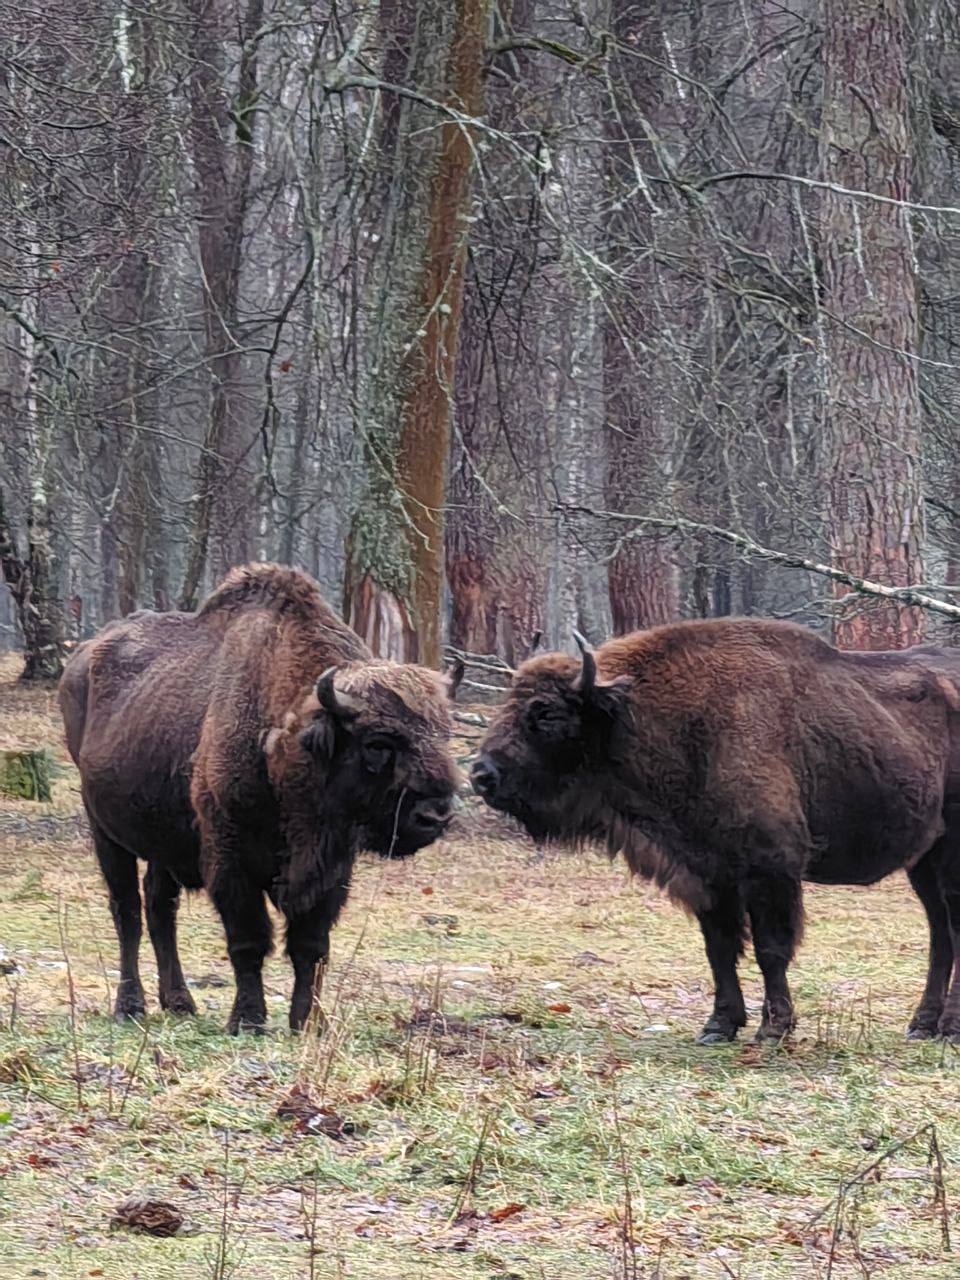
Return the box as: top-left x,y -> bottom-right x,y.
0,66 -> 65,680
821,0 -> 924,649
446,0 -> 546,665
0,487 -> 64,682
179,0 -> 263,609
345,0 -> 491,665
536,2 -> 612,648
604,3 -> 679,633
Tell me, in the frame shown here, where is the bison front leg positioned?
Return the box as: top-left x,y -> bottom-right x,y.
284,879 -> 352,1033
205,856 -> 273,1034
694,885 -> 748,1045
906,855 -> 952,1040
144,863 -> 196,1016
746,873 -> 803,1041
919,843 -> 960,1042
91,825 -> 146,1021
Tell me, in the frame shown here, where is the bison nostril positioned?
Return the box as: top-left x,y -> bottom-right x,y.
470,757 -> 500,798
412,798 -> 452,830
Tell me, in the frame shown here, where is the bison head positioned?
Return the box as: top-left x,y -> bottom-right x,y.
292,658 -> 463,859
471,634 -> 629,842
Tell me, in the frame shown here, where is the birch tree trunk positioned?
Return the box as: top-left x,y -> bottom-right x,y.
537,1 -> 612,648
0,66 -> 64,679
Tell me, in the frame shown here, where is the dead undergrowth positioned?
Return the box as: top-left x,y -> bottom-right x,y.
1,652 -> 960,1278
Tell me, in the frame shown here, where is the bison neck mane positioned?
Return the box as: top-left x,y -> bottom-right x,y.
275,789 -> 362,916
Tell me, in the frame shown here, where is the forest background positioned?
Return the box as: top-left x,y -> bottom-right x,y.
2,0 -> 959,680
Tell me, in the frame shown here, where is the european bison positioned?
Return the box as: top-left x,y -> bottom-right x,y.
471,619 -> 960,1044
60,564 -> 462,1033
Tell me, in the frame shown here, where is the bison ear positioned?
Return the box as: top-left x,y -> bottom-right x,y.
445,657 -> 465,702
316,666 -> 363,721
571,630 -> 596,697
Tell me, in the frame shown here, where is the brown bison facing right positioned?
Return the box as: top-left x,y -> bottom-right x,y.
472,619 -> 960,1044
60,564 -> 462,1034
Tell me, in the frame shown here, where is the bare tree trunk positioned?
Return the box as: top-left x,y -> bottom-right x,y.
821,0 -> 924,649
179,0 -> 263,609
0,487 -> 64,681
446,0 -> 547,665
345,0 -> 491,665
604,4 -> 679,633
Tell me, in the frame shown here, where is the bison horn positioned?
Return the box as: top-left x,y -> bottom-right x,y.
445,657 -> 466,701
572,630 -> 596,696
316,667 -> 363,720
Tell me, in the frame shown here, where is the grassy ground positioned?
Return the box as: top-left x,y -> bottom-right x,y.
2,655 -> 960,1278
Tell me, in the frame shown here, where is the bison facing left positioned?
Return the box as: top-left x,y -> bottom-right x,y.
472,620 -> 960,1045
60,564 -> 462,1033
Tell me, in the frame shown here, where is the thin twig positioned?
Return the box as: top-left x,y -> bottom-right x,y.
57,900 -> 84,1111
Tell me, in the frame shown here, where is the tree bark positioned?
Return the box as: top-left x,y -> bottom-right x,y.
820,0 -> 924,649
0,486 -> 64,682
604,3 -> 679,633
179,0 -> 263,609
345,0 -> 491,665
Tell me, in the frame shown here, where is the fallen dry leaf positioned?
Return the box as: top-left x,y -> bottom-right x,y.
27,1152 -> 57,1168
110,1196 -> 184,1237
546,1002 -> 572,1014
489,1202 -> 525,1223
276,1083 -> 355,1139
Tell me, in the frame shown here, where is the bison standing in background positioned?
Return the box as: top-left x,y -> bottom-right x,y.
60,564 -> 462,1034
471,619 -> 960,1044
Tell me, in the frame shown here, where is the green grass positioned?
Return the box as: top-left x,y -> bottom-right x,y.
2,655 -> 960,1277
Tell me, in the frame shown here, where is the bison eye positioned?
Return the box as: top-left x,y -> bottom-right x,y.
526,696 -> 566,734
361,736 -> 397,774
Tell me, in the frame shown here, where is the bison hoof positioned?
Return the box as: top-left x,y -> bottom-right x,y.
160,989 -> 197,1016
755,1022 -> 793,1043
114,990 -> 146,1022
906,1024 -> 938,1041
114,1006 -> 146,1024
227,1014 -> 267,1036
696,1024 -> 740,1046
289,1009 -> 327,1035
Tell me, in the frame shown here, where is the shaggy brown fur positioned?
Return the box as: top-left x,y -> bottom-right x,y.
472,618 -> 960,1044
60,564 -> 461,1034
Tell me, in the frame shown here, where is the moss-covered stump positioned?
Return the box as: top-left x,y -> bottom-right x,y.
0,748 -> 52,801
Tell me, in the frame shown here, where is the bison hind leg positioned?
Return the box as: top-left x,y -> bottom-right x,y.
746,872 -> 803,1041
91,825 -> 146,1022
695,885 -> 749,1045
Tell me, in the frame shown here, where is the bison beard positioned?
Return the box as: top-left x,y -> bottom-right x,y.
59,564 -> 462,1034
473,621 -> 960,1045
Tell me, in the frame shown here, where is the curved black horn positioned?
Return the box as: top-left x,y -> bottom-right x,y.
572,630 -> 596,696
445,657 -> 466,701
316,666 -> 362,720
